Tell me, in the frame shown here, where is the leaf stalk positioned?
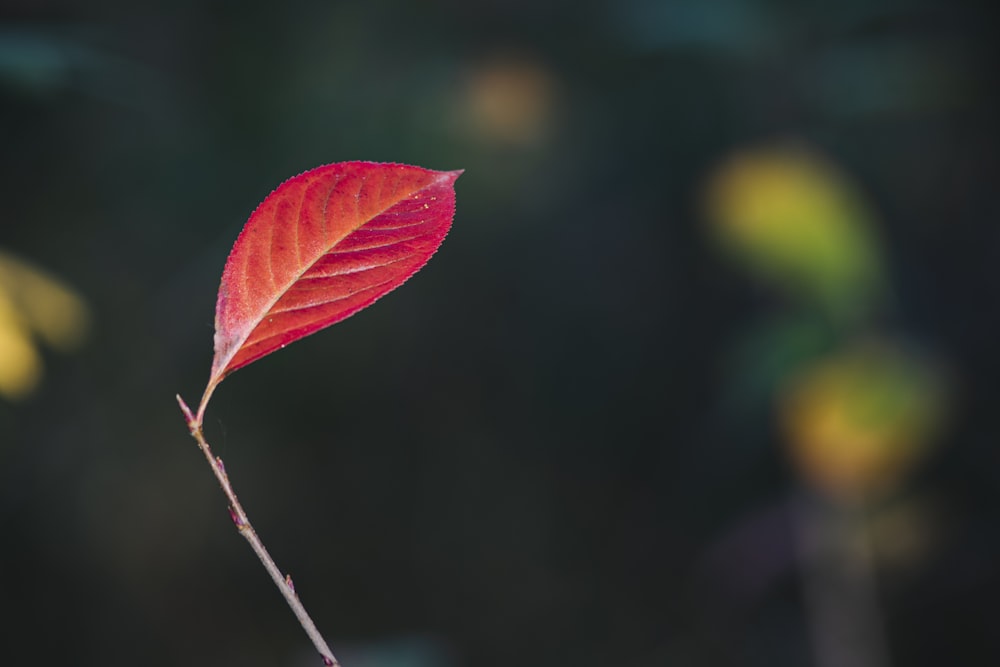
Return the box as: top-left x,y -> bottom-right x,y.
176,394 -> 340,667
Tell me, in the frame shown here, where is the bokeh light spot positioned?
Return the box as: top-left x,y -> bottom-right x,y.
778,341 -> 947,501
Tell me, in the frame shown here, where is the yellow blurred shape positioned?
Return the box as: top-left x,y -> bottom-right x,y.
0,289 -> 42,399
459,55 -> 557,146
779,342 -> 946,501
704,146 -> 885,322
0,249 -> 90,400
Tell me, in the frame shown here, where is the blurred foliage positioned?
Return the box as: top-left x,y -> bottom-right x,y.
703,141 -> 950,502
700,129 -> 961,665
704,145 -> 886,325
0,249 -> 90,400
778,341 -> 947,501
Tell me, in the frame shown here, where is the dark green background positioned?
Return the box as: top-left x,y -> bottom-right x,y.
2,1 -> 998,665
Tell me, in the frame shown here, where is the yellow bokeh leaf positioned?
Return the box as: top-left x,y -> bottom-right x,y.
0,249 -> 91,401
704,145 -> 886,322
0,287 -> 43,400
0,250 -> 91,351
778,341 -> 947,501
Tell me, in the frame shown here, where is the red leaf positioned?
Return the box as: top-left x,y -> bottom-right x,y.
197,161 -> 460,416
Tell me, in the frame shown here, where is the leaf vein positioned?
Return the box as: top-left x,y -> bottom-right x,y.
250,277 -> 400,341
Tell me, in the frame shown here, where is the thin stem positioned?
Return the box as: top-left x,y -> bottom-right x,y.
177,394 -> 340,667
794,492 -> 891,667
